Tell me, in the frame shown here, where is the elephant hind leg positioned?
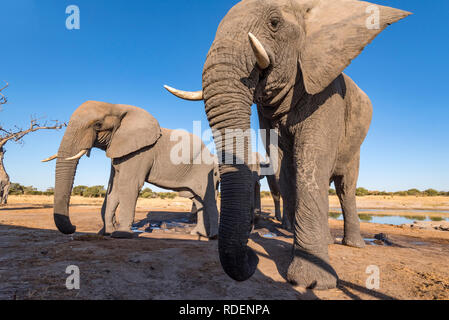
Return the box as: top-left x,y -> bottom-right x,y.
267,175 -> 282,221
334,153 -> 365,248
190,198 -> 208,238
190,197 -> 219,239
99,165 -> 119,236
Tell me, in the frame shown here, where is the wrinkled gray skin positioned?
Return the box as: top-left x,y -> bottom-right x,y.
184,0 -> 410,289
53,101 -> 219,239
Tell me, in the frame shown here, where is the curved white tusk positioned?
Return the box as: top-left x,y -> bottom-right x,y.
41,154 -> 58,163
65,149 -> 88,161
248,33 -> 270,70
164,85 -> 203,101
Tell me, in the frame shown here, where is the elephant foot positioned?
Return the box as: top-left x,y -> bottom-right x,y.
98,227 -> 113,237
287,249 -> 338,290
190,226 -> 208,238
111,231 -> 134,239
343,234 -> 366,248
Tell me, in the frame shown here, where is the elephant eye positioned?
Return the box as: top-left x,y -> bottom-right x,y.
93,122 -> 102,130
269,17 -> 281,32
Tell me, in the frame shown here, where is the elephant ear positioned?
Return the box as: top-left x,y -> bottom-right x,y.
106,105 -> 162,159
297,0 -> 411,95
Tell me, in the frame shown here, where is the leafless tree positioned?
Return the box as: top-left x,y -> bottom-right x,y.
0,82 -> 66,205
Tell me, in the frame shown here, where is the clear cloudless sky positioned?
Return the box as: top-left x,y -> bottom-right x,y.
0,0 -> 448,192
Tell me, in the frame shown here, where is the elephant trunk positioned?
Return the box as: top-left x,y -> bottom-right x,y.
54,158 -> 78,234
53,126 -> 85,234
203,45 -> 259,281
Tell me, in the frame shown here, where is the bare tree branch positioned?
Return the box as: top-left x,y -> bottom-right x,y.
0,81 -> 8,105
0,118 -> 67,148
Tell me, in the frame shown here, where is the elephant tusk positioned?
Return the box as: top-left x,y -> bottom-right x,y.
41,154 -> 58,163
65,149 -> 88,161
248,33 -> 270,70
164,85 -> 203,101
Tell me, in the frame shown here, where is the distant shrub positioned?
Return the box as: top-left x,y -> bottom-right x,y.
23,186 -> 39,195
83,186 -> 106,198
329,212 -> 341,219
407,188 -> 421,196
72,185 -> 88,196
43,188 -> 54,196
140,188 -> 158,199
158,192 -> 177,200
260,191 -> 272,198
356,187 -> 370,197
424,189 -> 439,197
328,188 -> 337,196
9,183 -> 25,195
358,214 -> 373,222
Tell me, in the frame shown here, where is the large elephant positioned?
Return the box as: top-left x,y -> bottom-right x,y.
165,0 -> 410,289
44,101 -> 219,239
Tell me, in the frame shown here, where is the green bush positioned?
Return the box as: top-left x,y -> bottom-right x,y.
328,188 -> 337,195
424,189 -> 439,197
359,214 -> 373,222
72,185 -> 88,196
356,187 -> 370,197
260,191 -> 272,198
83,186 -> 106,198
9,183 -> 24,195
43,188 -> 54,196
23,186 -> 38,195
407,188 -> 421,196
140,188 -> 158,199
158,192 -> 177,200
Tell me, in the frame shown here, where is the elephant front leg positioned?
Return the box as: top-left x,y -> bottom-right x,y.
287,147 -> 338,290
111,166 -> 143,239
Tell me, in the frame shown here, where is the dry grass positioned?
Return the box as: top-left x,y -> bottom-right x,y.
6,195 -> 193,211
7,194 -> 449,213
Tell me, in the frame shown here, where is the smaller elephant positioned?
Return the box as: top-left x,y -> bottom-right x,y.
44,101 -> 219,239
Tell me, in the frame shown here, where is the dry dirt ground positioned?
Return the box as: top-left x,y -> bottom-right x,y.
0,196 -> 448,300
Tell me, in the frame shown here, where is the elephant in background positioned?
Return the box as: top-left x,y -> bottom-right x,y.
165,0 -> 410,289
249,152 -> 281,221
44,101 -> 219,239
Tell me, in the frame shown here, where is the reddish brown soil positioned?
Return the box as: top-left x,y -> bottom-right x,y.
0,203 -> 448,300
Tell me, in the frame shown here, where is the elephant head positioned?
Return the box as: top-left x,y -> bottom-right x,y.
165,0 -> 410,281
48,101 -> 161,234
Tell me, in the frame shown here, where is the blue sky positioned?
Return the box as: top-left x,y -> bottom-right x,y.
0,0 -> 448,192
